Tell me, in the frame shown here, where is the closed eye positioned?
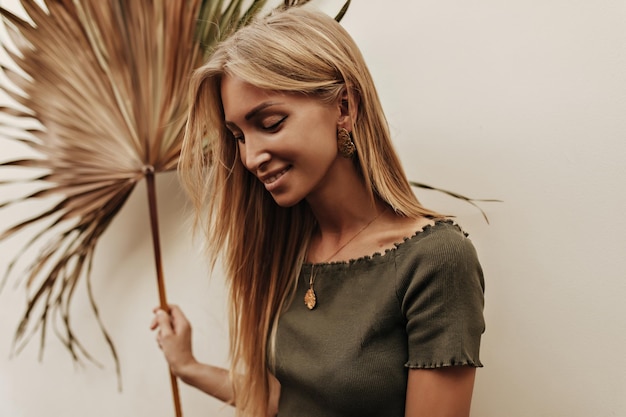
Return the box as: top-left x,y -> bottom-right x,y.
226,128 -> 244,143
262,115 -> 287,132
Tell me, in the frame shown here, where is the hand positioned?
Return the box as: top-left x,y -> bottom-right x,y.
150,304 -> 197,377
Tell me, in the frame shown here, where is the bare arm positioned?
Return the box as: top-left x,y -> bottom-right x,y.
404,366 -> 476,417
151,305 -> 281,416
151,305 -> 235,404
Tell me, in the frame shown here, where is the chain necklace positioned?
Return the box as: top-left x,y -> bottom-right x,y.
304,209 -> 384,310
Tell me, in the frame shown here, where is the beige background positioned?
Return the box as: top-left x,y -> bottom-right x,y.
1,0 -> 625,416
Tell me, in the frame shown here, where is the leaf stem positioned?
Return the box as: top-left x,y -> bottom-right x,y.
145,167 -> 183,417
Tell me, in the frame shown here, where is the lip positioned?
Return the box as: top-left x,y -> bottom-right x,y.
259,166 -> 290,191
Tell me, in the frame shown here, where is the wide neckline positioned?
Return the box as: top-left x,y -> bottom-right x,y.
303,219 -> 460,268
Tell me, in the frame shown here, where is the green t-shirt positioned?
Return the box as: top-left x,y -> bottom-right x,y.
274,221 -> 485,417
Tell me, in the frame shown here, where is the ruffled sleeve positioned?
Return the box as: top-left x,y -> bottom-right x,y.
396,222 -> 485,368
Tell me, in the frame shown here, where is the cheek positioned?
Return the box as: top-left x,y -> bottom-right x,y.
314,127 -> 340,156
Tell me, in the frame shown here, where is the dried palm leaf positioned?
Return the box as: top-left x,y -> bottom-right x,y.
0,0 -> 349,414
410,181 -> 501,224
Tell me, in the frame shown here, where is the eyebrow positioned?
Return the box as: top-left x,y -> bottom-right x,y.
244,101 -> 282,121
224,101 -> 283,128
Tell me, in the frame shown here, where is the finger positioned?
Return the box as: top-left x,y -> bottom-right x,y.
168,305 -> 189,324
154,310 -> 174,336
169,307 -> 191,333
151,304 -> 172,329
149,315 -> 159,330
168,305 -> 183,318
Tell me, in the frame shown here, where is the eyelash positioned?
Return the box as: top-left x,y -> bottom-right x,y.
229,130 -> 244,143
262,116 -> 287,131
230,116 -> 287,144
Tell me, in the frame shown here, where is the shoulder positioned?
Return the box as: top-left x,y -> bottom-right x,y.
393,220 -> 484,295
397,220 -> 478,263
398,221 -> 486,368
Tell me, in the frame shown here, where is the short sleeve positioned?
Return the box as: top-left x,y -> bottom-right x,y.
396,223 -> 485,369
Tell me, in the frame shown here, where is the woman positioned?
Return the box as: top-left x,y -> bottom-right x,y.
151,6 -> 485,417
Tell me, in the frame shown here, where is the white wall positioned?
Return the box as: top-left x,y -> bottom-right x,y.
1,1 -> 625,416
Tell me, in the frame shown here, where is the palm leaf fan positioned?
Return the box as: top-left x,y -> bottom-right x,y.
0,0 -> 350,415
0,0 -> 207,367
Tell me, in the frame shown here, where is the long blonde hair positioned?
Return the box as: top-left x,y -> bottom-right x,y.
179,6 -> 440,416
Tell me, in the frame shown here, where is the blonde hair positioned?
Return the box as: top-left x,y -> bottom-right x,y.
179,6 -> 441,416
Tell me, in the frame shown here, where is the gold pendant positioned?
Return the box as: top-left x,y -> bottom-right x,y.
304,288 -> 317,310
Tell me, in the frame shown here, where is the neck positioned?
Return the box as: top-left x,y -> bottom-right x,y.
307,176 -> 381,235
307,201 -> 387,264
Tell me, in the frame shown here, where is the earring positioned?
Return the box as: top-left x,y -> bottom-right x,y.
337,127 -> 356,158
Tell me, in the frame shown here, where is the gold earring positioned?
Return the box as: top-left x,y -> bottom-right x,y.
337,128 -> 356,158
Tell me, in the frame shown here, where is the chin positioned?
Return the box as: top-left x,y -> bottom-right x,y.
270,193 -> 304,208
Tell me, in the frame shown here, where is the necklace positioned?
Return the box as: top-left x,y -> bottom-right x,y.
304,209 -> 384,310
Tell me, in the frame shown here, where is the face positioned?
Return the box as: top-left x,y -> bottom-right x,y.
221,74 -> 349,207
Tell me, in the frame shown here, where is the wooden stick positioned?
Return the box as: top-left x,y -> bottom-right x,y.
145,168 -> 183,417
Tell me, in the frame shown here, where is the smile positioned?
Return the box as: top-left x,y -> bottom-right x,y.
262,167 -> 290,186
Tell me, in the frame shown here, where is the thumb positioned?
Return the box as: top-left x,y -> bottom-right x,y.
154,309 -> 174,336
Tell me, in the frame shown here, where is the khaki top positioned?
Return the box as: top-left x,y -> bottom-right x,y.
274,221 -> 485,417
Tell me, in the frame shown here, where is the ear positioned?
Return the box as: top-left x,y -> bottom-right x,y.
337,87 -> 360,131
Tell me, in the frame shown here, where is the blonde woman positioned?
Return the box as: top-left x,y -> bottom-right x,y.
151,6 -> 485,417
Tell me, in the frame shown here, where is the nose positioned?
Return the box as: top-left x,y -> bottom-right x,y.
241,136 -> 271,173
